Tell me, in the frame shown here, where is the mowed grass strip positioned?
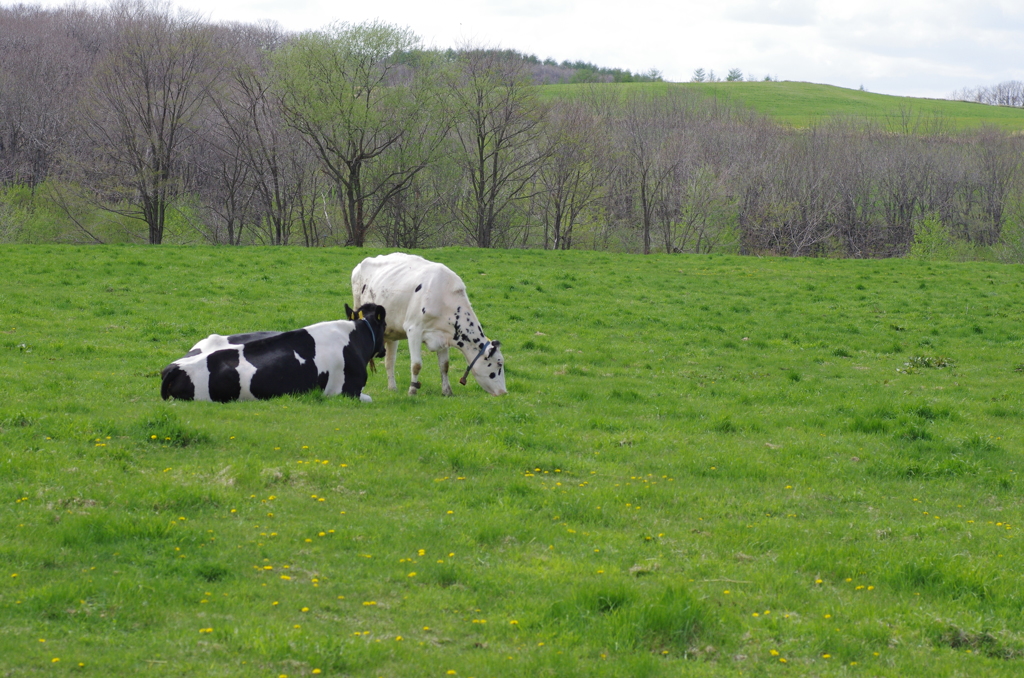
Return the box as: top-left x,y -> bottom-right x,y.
1,245 -> 1023,676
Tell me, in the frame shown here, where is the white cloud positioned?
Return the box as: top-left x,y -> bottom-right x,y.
727,0 -> 819,27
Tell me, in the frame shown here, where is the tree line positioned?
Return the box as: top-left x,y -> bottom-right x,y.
951,81 -> 1024,109
2,1 -> 1022,259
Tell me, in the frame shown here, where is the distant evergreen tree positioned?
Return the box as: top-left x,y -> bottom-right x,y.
692,68 -> 706,82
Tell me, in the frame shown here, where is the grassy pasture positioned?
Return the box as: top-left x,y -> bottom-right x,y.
2,245 -> 1024,677
543,81 -> 1024,131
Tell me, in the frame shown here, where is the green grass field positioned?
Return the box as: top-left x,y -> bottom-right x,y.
2,245 -> 1023,676
543,81 -> 1024,131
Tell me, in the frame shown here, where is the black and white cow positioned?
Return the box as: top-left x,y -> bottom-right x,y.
351,253 -> 506,396
160,304 -> 387,403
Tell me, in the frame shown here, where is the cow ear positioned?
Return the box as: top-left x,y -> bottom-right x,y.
345,304 -> 355,320
375,306 -> 386,323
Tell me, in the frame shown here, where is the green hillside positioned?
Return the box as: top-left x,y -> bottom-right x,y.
544,81 -> 1024,132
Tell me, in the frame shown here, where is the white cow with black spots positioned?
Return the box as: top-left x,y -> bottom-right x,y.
351,253 -> 507,396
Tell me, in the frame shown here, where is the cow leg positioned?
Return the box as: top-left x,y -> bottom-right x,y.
438,347 -> 453,397
385,339 -> 399,392
406,328 -> 424,396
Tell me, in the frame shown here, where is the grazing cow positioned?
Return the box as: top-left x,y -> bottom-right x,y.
351,253 -> 506,396
160,304 -> 387,403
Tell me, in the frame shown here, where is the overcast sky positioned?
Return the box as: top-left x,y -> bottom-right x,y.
18,0 -> 1024,98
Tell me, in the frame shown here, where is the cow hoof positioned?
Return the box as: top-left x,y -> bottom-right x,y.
442,387 -> 453,397
407,387 -> 418,396
359,393 -> 373,403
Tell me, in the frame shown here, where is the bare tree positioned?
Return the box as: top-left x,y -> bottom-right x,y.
610,90 -> 701,254
0,5 -> 105,187
75,0 -> 222,244
536,96 -> 604,250
204,21 -> 327,246
446,48 -> 548,248
970,127 -> 1022,246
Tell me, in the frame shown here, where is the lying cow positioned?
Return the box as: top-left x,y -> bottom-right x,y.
160,303 -> 387,402
351,253 -> 506,396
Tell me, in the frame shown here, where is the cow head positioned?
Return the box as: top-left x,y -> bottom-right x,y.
346,303 -> 387,360
461,339 -> 506,396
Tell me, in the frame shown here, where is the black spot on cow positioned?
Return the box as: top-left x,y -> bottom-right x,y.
185,348 -> 201,358
361,284 -> 366,294
206,349 -> 242,402
457,341 -> 464,348
160,364 -> 194,400
340,343 -> 364,397
245,329 -> 320,399
422,307 -> 426,314
489,372 -> 496,379
415,283 -> 422,292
